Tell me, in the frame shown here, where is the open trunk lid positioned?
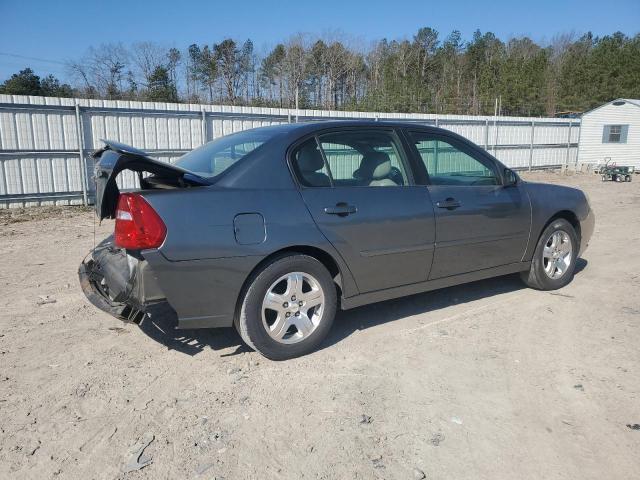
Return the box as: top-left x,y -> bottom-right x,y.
93,140 -> 210,220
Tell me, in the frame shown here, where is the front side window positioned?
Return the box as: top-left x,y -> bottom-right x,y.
603,124 -> 628,143
409,132 -> 498,186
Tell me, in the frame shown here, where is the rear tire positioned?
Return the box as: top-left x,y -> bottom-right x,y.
235,254 -> 337,360
520,218 -> 578,290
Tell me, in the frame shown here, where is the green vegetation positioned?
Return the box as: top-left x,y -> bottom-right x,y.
0,68 -> 73,98
1,29 -> 638,115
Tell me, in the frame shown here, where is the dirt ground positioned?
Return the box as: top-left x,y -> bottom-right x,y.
0,171 -> 639,480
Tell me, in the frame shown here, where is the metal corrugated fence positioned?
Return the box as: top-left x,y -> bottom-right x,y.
0,94 -> 580,207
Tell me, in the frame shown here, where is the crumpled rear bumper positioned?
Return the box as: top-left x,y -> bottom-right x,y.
78,239 -> 166,323
78,258 -> 144,322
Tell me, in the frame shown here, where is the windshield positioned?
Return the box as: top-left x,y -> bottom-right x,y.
176,129 -> 277,179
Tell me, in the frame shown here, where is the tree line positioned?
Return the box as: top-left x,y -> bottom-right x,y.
1,29 -> 639,116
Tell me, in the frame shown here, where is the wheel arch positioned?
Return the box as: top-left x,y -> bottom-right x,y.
233,245 -> 345,325
528,209 -> 582,260
544,210 -> 581,244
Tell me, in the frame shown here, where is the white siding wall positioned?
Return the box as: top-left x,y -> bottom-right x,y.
578,100 -> 640,168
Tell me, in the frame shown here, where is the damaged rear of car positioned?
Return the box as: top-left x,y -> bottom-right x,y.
79,140 -> 212,323
79,127 -> 296,334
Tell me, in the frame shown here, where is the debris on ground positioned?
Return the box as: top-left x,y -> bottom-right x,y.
413,467 -> 427,479
574,384 -> 584,391
36,295 -> 56,306
430,432 -> 445,446
27,440 -> 41,456
194,462 -> 215,475
359,414 -> 373,424
371,455 -> 384,469
123,433 -> 154,473
74,383 -> 90,397
108,326 -> 128,334
450,417 -> 463,425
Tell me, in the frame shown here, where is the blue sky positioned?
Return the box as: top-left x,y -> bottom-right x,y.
1,0 -> 638,82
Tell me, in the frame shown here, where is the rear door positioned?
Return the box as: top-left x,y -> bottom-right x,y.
291,128 -> 436,294
405,130 -> 531,279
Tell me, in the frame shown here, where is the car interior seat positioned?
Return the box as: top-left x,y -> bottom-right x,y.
296,143 -> 331,187
356,151 -> 398,186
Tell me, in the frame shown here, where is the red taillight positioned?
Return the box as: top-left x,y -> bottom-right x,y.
114,193 -> 166,250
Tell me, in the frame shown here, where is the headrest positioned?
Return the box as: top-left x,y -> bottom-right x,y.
358,151 -> 391,180
297,143 -> 325,172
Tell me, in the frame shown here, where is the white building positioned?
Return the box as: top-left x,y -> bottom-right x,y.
579,98 -> 640,169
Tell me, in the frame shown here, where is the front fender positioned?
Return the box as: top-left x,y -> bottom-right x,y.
523,182 -> 593,260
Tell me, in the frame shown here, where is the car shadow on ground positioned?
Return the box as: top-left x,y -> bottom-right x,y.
137,259 -> 588,357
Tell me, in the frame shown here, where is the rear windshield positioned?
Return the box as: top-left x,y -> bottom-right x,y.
176,129 -> 277,179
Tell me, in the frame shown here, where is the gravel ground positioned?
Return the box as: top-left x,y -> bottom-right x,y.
0,171 -> 639,480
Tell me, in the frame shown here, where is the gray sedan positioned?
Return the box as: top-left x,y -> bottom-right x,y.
79,121 -> 595,359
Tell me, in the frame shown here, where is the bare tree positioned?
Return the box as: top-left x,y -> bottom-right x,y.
215,39 -> 239,103
131,42 -> 168,88
68,43 -> 129,99
284,35 -> 308,109
167,48 -> 181,88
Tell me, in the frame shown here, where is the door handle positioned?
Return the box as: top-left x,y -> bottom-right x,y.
436,198 -> 461,210
324,202 -> 357,217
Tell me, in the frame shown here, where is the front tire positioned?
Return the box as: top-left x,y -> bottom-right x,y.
235,254 -> 337,360
520,219 -> 578,290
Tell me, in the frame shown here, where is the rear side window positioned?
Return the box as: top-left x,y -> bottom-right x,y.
176,129 -> 276,179
291,130 -> 410,188
291,139 -> 332,187
409,132 -> 498,186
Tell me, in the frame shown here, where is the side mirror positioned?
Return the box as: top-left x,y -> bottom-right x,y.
503,168 -> 519,187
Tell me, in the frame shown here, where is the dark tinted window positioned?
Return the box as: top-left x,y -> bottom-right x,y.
410,132 -> 498,186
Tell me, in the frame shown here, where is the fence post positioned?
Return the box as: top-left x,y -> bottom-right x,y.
565,120 -> 572,169
575,120 -> 582,171
529,121 -> 535,171
484,119 -> 489,150
201,109 -> 207,144
74,102 -> 88,206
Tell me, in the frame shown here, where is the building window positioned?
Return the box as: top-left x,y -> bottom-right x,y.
603,124 -> 629,143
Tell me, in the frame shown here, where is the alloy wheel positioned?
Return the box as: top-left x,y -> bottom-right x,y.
542,230 -> 573,279
261,272 -> 325,344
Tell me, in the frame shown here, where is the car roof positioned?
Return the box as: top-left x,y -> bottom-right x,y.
258,120 -> 437,135
245,120 -> 453,148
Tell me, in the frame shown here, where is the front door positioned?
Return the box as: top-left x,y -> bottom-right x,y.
406,130 -> 531,279
291,129 -> 436,293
